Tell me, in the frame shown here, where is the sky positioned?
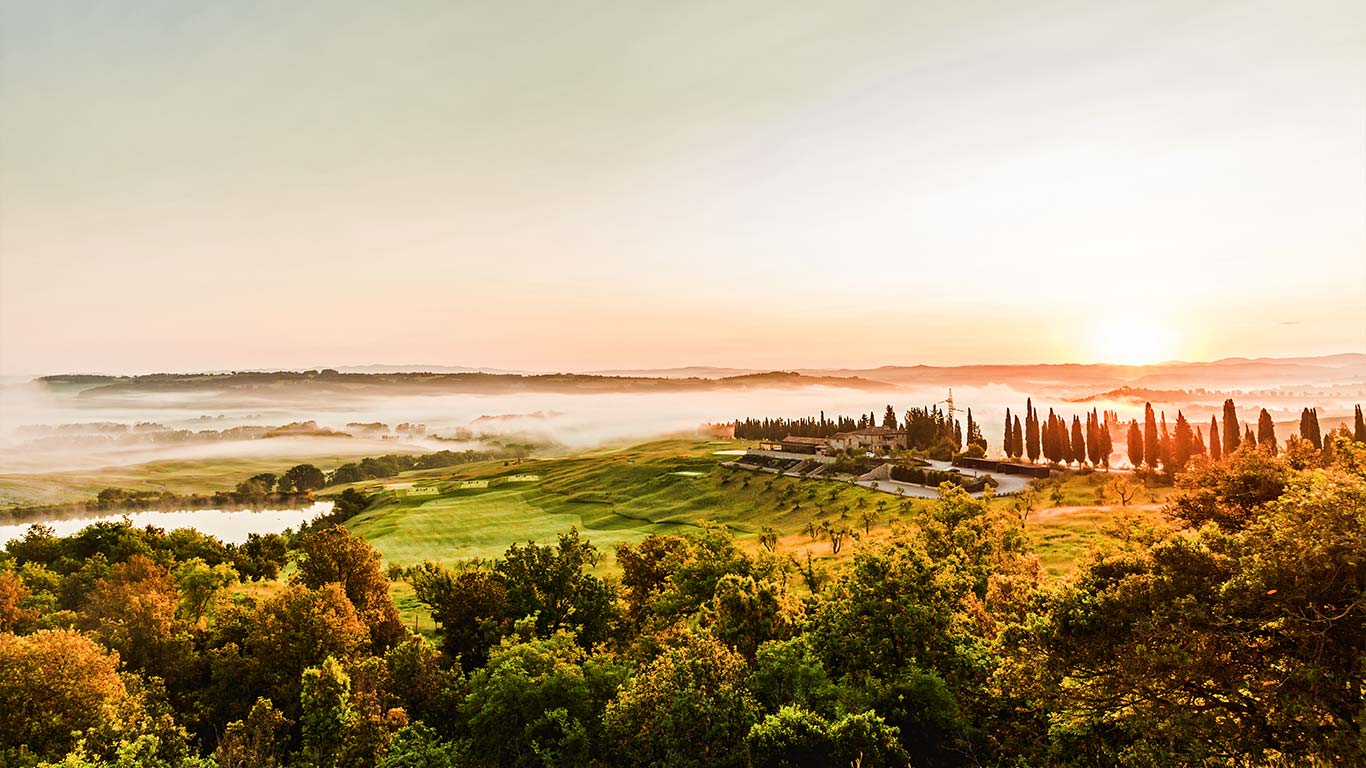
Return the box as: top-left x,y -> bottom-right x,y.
1,0 -> 1363,375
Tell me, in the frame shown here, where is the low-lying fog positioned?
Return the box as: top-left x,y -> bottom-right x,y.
2,374 -> 1361,485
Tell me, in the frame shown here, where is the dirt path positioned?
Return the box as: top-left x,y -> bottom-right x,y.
1027,502 -> 1163,522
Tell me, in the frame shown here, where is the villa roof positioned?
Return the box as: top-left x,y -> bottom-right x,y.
781,436 -> 829,445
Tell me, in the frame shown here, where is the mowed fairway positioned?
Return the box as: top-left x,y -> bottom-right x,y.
346,486 -> 683,565
343,438 -> 927,567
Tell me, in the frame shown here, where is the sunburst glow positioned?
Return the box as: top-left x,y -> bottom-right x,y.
1091,320 -> 1172,366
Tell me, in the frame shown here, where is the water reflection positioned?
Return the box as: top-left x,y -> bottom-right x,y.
0,500 -> 333,545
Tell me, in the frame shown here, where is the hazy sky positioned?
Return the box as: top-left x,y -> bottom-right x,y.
2,0 -> 1363,375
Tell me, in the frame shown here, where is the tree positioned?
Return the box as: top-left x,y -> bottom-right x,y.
496,528 -> 619,649
0,629 -> 135,763
1257,408 -> 1277,452
1013,414 -> 1024,459
746,706 -> 909,768
0,569 -> 37,632
408,563 -> 509,670
294,525 -> 405,651
1107,476 -> 1141,507
82,554 -> 192,678
1222,399 -> 1240,456
966,409 -> 986,452
1040,462 -> 1365,763
1143,403 -> 1160,471
176,557 -> 238,624
463,632 -> 629,768
1025,400 -> 1040,463
1170,410 -> 1194,473
1210,416 -> 1222,461
1355,404 -> 1366,443
1167,448 -> 1289,530
602,632 -> 758,768
882,405 -> 898,430
1126,420 -> 1143,469
1070,415 -> 1086,467
280,463 -> 326,493
300,656 -> 356,768
1003,409 -> 1014,458
1300,407 -> 1322,450
215,697 -> 290,768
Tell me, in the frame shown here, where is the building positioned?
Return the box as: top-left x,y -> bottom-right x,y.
827,427 -> 909,454
778,436 -> 829,455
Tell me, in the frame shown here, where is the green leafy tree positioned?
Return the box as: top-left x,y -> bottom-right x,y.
280,463 -> 326,493
603,632 -> 758,768
463,632 -> 629,768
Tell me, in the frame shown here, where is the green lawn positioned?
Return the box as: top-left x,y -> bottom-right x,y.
344,438 -> 931,568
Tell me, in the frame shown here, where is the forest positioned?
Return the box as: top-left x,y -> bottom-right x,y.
1,426 -> 1362,767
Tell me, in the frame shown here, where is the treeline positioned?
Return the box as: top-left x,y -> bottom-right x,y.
3,438 -> 1363,766
734,403 -> 986,455
1,449 -> 514,525
1001,399 -> 1114,468
1119,399 -> 1365,476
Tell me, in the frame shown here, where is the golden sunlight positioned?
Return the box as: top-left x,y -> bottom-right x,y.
1090,319 -> 1173,366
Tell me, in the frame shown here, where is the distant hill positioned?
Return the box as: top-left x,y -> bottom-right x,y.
36,369 -> 892,402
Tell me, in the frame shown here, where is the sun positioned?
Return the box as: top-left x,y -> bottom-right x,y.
1091,320 -> 1171,366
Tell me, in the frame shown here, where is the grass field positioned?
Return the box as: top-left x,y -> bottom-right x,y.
341,438 -> 1175,583
0,446 -> 429,507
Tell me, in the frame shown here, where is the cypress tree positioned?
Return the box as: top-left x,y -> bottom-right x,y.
1256,408 -> 1277,452
1099,413 -> 1112,468
883,405 -> 898,430
1194,426 -> 1207,456
1126,419 -> 1143,469
1070,415 -> 1086,466
1244,425 -> 1256,448
1354,404 -> 1365,443
1159,411 -> 1172,471
1210,416 -> 1222,461
1025,400 -> 1041,463
1143,403 -> 1160,470
1222,399 -> 1240,455
1300,407 -> 1322,450
1003,409 -> 1013,457
1172,410 -> 1194,472
1013,415 -> 1024,458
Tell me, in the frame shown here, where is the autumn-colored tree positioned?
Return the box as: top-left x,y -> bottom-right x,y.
294,525 -> 405,651
0,569 -> 37,632
0,629 -> 134,762
82,554 -> 192,678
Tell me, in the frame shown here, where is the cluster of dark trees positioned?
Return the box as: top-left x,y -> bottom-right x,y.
1002,399 -> 1113,468
325,450 -> 510,487
1120,399 -> 1365,475
734,404 -> 981,457
3,435 -> 1363,767
3,450 -> 514,525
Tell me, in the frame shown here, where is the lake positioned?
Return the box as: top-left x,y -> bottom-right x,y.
0,500 -> 334,546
